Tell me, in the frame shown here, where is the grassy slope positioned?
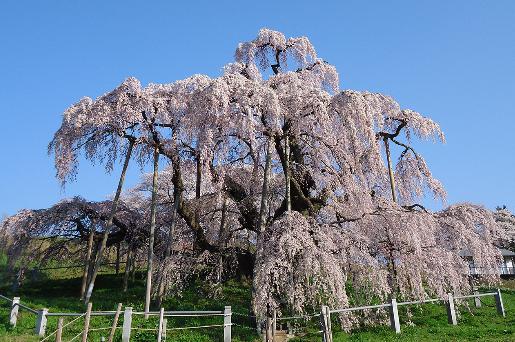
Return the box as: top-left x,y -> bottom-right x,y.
0,255 -> 258,342
0,253 -> 514,341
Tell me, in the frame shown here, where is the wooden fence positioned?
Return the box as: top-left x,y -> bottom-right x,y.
259,289 -> 506,342
0,294 -> 232,342
317,289 -> 505,342
1,289 -> 507,341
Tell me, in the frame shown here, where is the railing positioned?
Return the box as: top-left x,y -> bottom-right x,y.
318,289 -> 506,342
0,289 -> 508,342
0,294 -> 232,341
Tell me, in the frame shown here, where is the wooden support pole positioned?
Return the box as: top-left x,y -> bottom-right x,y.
157,307 -> 165,342
224,306 -> 232,342
84,140 -> 134,304
55,317 -> 64,342
10,297 -> 19,327
446,293 -> 457,325
285,135 -> 291,212
494,288 -> 505,317
108,303 -> 122,342
82,302 -> 92,342
35,308 -> 48,337
80,224 -> 95,300
122,307 -> 132,342
389,298 -> 401,334
123,244 -> 132,292
144,146 -> 159,319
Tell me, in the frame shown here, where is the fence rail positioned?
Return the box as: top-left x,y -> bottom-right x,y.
0,289 -> 508,342
318,288 -> 506,342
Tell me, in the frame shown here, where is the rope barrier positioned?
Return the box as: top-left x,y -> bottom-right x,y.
18,302 -> 38,314
0,294 -> 13,302
68,331 -> 83,342
276,313 -> 319,321
232,312 -> 256,318
86,327 -> 113,332
232,323 -> 256,330
165,323 -> 226,331
40,313 -> 86,342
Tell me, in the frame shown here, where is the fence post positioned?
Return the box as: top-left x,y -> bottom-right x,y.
82,302 -> 93,342
287,321 -> 293,335
56,317 -> 64,342
35,308 -> 48,337
162,318 -> 167,341
325,306 -> 333,342
224,306 -> 231,342
473,288 -> 481,308
320,305 -> 332,342
122,307 -> 133,342
157,307 -> 165,342
494,289 -> 505,317
10,297 -> 20,327
108,303 -> 122,342
446,293 -> 457,325
389,298 -> 401,333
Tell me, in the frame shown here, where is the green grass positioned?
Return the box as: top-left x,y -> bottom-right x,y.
291,283 -> 515,342
0,256 -> 258,342
0,253 -> 514,341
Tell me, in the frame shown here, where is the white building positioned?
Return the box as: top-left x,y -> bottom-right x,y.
463,248 -> 515,277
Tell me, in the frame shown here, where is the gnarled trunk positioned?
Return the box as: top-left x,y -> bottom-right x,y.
257,137 -> 273,233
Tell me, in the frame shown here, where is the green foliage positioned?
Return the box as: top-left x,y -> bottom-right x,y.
0,253 -> 514,341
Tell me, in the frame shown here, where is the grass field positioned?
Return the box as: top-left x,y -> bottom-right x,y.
0,253 -> 514,341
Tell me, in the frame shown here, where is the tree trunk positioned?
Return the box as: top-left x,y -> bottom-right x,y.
257,137 -> 273,233
157,185 -> 180,306
384,137 -> 397,203
195,153 -> 202,226
123,243 -> 132,292
285,135 -> 291,212
115,242 -> 121,275
84,139 -> 134,304
217,195 -> 228,282
145,146 -> 160,318
130,255 -> 136,282
80,223 -> 95,300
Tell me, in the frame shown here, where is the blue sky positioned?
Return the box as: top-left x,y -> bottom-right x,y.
1,0 -> 514,216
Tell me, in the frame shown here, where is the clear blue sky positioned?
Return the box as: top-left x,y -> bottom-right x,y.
1,0 -> 514,216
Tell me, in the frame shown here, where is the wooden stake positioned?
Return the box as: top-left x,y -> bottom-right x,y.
85,140 -> 135,304
82,302 -> 93,342
384,137 -> 397,203
55,317 -> 63,342
145,145 -> 159,318
80,223 -> 95,300
108,303 -> 122,342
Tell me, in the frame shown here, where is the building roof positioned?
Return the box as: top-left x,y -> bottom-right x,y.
499,248 -> 515,256
459,247 -> 515,257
